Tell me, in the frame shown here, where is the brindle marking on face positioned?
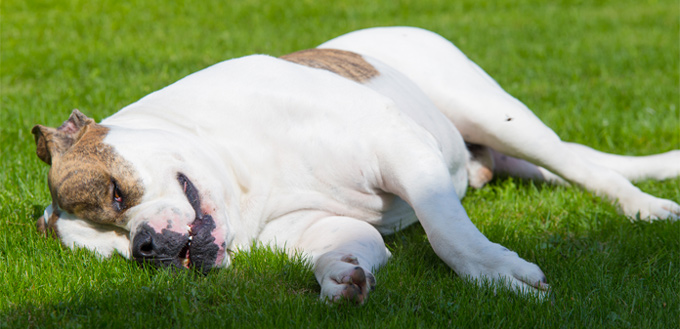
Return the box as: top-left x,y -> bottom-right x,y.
281,48 -> 379,83
47,124 -> 144,226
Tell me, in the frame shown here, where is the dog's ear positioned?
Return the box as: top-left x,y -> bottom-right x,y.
32,109 -> 95,165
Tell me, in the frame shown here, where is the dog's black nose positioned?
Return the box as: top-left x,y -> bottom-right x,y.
131,228 -> 156,259
131,224 -> 190,269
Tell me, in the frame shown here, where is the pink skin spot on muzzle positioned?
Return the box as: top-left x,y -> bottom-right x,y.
143,207 -> 195,236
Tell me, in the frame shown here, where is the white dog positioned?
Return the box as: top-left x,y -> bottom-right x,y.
33,27 -> 679,304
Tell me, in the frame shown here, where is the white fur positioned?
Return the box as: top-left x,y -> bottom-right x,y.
51,205 -> 131,259
48,27 -> 678,303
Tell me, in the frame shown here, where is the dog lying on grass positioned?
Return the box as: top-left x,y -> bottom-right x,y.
33,27 -> 679,303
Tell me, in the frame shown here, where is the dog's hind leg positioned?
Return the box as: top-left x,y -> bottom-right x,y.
322,27 -> 680,220
467,144 -> 569,187
456,103 -> 679,220
468,139 -> 679,187
489,149 -> 568,185
439,86 -> 680,220
491,146 -> 680,185
564,143 -> 680,182
295,216 -> 389,304
466,143 -> 497,189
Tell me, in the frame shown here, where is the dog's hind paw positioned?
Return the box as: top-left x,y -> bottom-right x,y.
622,195 -> 680,221
317,254 -> 376,304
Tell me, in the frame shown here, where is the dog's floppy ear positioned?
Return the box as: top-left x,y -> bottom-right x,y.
32,109 -> 95,165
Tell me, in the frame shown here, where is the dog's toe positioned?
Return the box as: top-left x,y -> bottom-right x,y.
320,260 -> 375,305
623,195 -> 680,221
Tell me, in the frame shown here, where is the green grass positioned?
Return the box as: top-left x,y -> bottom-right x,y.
1,0 -> 679,327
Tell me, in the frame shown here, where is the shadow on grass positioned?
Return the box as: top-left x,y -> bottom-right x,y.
4,192 -> 678,328
2,246 -> 323,328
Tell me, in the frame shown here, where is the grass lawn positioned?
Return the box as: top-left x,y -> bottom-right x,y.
1,0 -> 678,328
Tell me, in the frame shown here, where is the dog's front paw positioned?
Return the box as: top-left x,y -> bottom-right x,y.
464,244 -> 549,297
622,194 -> 680,221
317,255 -> 376,304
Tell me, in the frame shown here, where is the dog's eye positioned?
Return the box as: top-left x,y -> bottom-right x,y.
111,179 -> 124,211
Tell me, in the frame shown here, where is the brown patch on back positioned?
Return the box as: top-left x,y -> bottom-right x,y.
281,48 -> 379,83
47,123 -> 144,226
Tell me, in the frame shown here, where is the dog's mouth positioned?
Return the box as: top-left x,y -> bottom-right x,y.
176,210 -> 217,270
177,223 -> 195,269
177,217 -> 215,270
176,173 -> 219,273
132,173 -> 221,274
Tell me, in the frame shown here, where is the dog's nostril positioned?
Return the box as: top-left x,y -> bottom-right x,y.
139,240 -> 153,256
132,229 -> 156,259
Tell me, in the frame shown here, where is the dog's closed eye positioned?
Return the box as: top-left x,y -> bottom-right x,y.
111,178 -> 124,211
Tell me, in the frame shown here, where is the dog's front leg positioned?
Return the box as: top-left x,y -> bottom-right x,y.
295,216 -> 390,304
380,146 -> 549,295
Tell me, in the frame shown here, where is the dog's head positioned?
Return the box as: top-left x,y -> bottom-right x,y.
32,110 -> 235,274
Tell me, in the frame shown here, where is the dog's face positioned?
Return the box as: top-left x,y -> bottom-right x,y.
33,110 -> 234,274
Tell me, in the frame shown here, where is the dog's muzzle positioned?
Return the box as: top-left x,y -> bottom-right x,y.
131,173 -> 220,275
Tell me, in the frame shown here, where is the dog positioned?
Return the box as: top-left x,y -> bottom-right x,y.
33,27 -> 679,304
